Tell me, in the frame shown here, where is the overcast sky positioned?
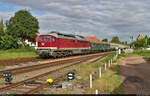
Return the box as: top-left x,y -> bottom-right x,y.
0,0 -> 150,42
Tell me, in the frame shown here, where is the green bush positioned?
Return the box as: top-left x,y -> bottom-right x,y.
0,35 -> 21,50
132,38 -> 147,48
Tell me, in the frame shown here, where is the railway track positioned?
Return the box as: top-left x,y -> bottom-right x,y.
0,52 -> 110,94
0,51 -> 114,66
0,52 -> 113,79
0,57 -> 43,66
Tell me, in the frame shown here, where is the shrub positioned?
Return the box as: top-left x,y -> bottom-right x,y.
0,35 -> 21,50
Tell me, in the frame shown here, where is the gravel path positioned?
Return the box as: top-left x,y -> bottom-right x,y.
119,56 -> 150,94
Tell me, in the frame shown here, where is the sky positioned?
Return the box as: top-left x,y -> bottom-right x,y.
0,0 -> 150,42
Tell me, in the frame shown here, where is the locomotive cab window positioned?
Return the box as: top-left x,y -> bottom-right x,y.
39,36 -> 44,41
45,36 -> 50,41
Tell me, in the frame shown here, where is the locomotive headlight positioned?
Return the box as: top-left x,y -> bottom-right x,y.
41,43 -> 45,46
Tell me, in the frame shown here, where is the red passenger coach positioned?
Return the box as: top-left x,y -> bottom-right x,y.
36,31 -> 91,58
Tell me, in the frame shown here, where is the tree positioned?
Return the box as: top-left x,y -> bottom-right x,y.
132,37 -> 147,48
6,9 -> 39,46
121,42 -> 125,44
102,38 -> 108,42
111,36 -> 121,44
0,20 -> 21,49
0,20 -> 5,36
0,35 -> 21,49
148,37 -> 150,45
125,41 -> 128,45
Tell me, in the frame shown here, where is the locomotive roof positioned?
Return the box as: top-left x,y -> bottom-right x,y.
47,31 -> 88,41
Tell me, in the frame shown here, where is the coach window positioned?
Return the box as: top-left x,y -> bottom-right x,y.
45,36 -> 50,41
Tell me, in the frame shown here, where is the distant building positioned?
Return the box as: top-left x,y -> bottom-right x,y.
85,36 -> 100,42
18,36 -> 39,49
85,36 -> 110,45
25,40 -> 37,48
137,34 -> 144,40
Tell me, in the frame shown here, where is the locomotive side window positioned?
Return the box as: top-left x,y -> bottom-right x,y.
45,36 -> 50,41
52,38 -> 56,42
39,36 -> 44,41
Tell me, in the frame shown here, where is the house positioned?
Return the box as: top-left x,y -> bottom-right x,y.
137,34 -> 144,40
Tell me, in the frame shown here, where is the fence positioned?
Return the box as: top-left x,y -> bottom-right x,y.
89,53 -> 119,94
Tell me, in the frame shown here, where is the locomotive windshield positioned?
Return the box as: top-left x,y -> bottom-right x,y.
45,36 -> 50,41
39,36 -> 44,41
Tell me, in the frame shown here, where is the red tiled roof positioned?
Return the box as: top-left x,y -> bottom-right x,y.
85,37 -> 99,42
85,36 -> 109,44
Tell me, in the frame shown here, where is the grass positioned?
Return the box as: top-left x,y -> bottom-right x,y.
72,52 -> 130,94
133,50 -> 150,56
87,54 -> 126,94
133,50 -> 150,62
71,50 -> 150,94
146,57 -> 150,63
0,47 -> 38,60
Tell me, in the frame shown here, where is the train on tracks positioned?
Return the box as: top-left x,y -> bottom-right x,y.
36,31 -> 112,58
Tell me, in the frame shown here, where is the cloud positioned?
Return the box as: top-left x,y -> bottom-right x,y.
0,12 -> 13,21
0,0 -> 150,42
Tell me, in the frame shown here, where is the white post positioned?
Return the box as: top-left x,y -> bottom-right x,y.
90,74 -> 92,88
110,59 -> 111,65
111,59 -> 112,64
118,49 -> 121,54
104,63 -> 107,70
108,61 -> 110,67
99,67 -> 102,78
95,89 -> 98,94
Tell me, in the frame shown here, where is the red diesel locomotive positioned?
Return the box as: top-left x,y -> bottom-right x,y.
36,31 -> 91,58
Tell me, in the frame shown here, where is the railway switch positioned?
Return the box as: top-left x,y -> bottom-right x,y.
2,71 -> 13,85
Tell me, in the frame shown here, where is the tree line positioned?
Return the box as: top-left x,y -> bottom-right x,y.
131,36 -> 150,48
102,35 -> 150,48
0,9 -> 39,50
102,36 -> 128,45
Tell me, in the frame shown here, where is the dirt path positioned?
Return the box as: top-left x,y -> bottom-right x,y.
119,56 -> 150,94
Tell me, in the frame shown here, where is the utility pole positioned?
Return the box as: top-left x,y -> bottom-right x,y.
130,36 -> 133,48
